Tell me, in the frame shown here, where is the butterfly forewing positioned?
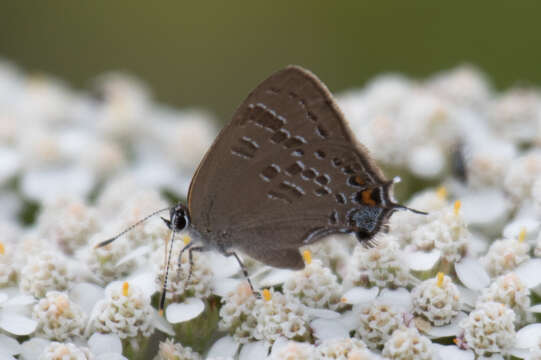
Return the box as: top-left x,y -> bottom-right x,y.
188,66 -> 394,269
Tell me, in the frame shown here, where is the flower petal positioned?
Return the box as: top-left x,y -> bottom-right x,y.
70,282 -> 104,315
338,310 -> 361,332
341,287 -> 378,305
311,318 -> 349,341
127,272 -> 158,299
238,341 -> 270,360
529,304 -> 541,313
19,338 -> 50,360
455,257 -> 490,290
461,188 -> 509,228
116,245 -> 150,267
0,349 -> 17,360
207,252 -> 240,279
88,333 -> 122,355
515,323 -> 541,349
378,288 -> 412,309
150,308 -> 174,336
515,259 -> 541,288
95,354 -> 128,360
503,218 -> 539,241
207,336 -> 239,359
304,307 -> 341,320
165,297 -> 205,324
0,334 -> 20,355
212,278 -> 241,297
256,269 -> 294,287
0,313 -> 37,336
403,250 -> 441,271
4,295 -> 35,308
431,344 -> 474,360
426,312 -> 467,338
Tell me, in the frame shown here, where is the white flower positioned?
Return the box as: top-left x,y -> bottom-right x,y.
488,88 -> 541,143
153,237 -> 214,302
19,250 -> 72,298
0,240 -> 18,287
153,338 -> 202,360
159,110 -> 216,171
465,139 -> 517,189
219,282 -> 259,344
356,301 -> 404,350
480,237 -> 530,277
504,150 -> 541,202
253,289 -> 310,343
388,188 -> 447,244
283,258 -> 343,310
411,202 -> 469,263
316,338 -> 368,359
268,341 -> 316,360
477,273 -> 531,325
37,196 -> 99,255
346,234 -> 411,289
0,290 -> 37,336
306,234 -> 356,279
426,65 -> 491,109
85,233 -> 138,283
39,342 -> 94,360
382,326 -> 434,360
32,291 -> 86,341
459,301 -> 516,356
90,281 -> 154,340
94,72 -> 150,141
109,189 -> 169,247
411,273 -> 461,326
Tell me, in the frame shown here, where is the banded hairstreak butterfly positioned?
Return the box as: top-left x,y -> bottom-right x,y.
97,66 -> 426,311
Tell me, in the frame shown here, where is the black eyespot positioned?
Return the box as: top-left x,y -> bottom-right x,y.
174,215 -> 187,230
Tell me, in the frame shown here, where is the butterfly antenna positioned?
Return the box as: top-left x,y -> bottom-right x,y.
159,220 -> 177,316
386,176 -> 428,216
95,206 -> 173,248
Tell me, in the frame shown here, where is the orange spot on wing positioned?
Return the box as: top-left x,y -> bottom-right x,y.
361,189 -> 377,206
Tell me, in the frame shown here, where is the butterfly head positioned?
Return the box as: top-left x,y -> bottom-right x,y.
162,203 -> 190,232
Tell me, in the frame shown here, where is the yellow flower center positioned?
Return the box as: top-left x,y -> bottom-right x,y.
302,250 -> 312,265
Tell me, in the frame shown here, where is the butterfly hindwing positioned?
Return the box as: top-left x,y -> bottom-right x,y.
187,66 -> 393,267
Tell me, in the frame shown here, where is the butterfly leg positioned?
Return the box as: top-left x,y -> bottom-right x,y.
186,246 -> 208,283
177,241 -> 193,276
224,250 -> 261,298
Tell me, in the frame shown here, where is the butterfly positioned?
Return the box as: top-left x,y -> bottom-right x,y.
97,65 -> 425,310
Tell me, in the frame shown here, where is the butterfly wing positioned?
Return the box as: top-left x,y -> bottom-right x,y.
188,66 -> 397,269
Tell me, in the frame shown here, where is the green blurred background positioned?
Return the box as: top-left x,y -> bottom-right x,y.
1,1 -> 540,121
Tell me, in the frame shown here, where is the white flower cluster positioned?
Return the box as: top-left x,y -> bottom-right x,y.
478,273 -> 531,325
283,258 -> 343,310
37,196 -> 99,255
219,286 -> 309,344
90,282 -> 154,339
19,250 -> 72,297
153,338 -> 202,360
411,273 -> 461,326
481,237 -> 530,277
459,301 -> 516,356
315,338 -> 368,359
346,234 -> 411,288
39,342 -> 94,360
3,60 -> 541,359
382,327 -> 434,360
411,203 -> 469,263
153,237 -> 214,301
356,302 -> 403,350
33,291 -> 87,341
